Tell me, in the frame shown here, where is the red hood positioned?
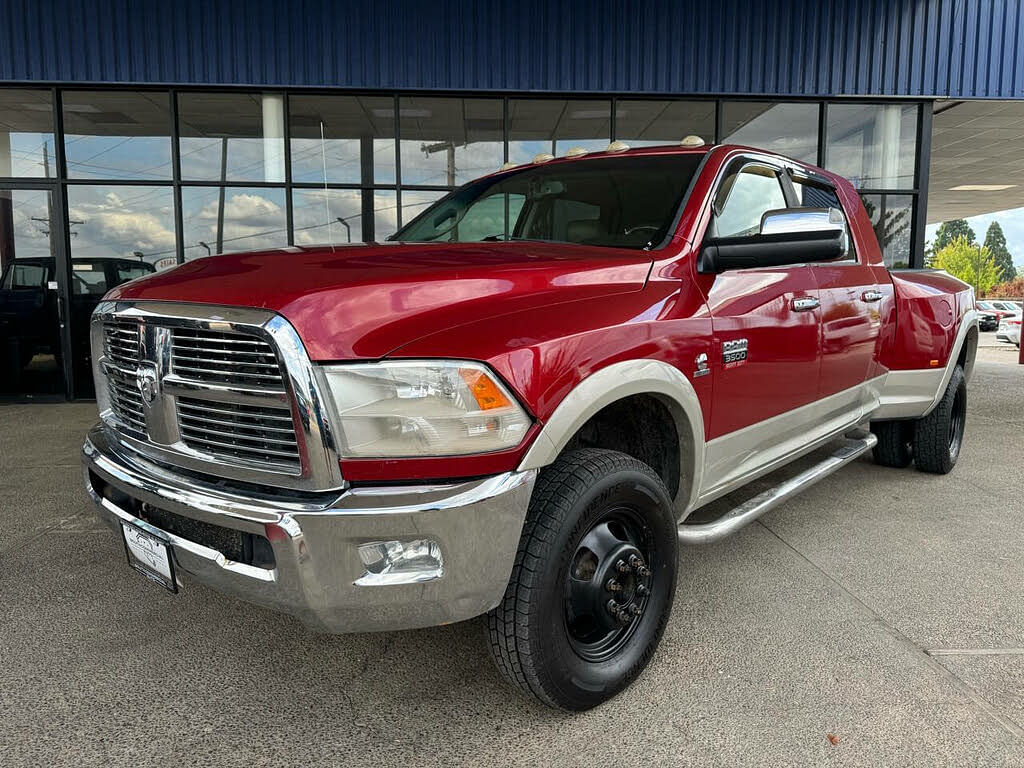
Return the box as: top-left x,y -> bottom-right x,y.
108,242 -> 654,359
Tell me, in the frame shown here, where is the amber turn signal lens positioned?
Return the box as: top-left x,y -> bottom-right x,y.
459,368 -> 512,411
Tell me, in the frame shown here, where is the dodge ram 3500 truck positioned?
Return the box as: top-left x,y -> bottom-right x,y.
83,141 -> 978,711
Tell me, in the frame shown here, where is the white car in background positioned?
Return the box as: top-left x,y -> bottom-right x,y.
996,314 -> 1021,347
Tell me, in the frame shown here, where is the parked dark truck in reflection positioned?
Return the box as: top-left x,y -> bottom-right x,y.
82,141 -> 978,710
0,257 -> 154,388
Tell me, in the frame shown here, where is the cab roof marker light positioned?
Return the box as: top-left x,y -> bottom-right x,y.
499,162 -> 518,171
680,135 -> 706,147
605,140 -> 630,153
564,146 -> 589,158
532,153 -> 554,164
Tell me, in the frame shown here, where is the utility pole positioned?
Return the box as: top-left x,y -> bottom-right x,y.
421,141 -> 457,187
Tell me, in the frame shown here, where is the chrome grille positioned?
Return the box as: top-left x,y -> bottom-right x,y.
176,396 -> 300,471
171,328 -> 284,388
102,322 -> 146,433
92,302 -> 343,492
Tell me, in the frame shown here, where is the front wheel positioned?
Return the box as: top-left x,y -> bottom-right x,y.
913,365 -> 967,474
486,448 -> 678,711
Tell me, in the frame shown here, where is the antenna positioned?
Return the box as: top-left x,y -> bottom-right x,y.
320,120 -> 334,251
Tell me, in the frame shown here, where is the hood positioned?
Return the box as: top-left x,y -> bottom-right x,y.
108,242 -> 654,359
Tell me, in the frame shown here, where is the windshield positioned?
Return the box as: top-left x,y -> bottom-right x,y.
393,154 -> 703,250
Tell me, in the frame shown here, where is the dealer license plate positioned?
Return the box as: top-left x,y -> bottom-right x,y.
121,521 -> 177,593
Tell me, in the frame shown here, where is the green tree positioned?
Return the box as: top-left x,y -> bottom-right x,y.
934,236 -> 1000,295
933,219 -> 977,251
983,221 -> 1017,282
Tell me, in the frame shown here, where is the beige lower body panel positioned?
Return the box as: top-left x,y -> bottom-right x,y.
695,376 -> 885,511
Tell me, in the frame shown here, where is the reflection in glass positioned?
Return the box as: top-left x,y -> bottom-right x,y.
0,89 -> 56,177
399,97 -> 503,185
826,104 -> 918,190
182,186 -> 287,258
860,193 -> 913,268
292,188 -> 363,245
399,190 -> 448,232
0,188 -> 62,394
373,190 -> 400,241
509,99 -> 611,164
66,185 -> 178,271
615,100 -> 715,147
721,102 -> 819,163
289,95 -> 395,184
62,91 -> 172,180
178,93 -> 286,182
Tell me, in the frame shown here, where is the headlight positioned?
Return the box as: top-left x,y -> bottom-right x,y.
320,360 -> 531,458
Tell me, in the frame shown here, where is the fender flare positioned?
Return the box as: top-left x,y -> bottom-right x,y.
874,308 -> 979,421
925,308 -> 979,415
516,359 -> 705,516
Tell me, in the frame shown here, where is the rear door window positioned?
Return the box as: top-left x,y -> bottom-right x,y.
792,176 -> 854,261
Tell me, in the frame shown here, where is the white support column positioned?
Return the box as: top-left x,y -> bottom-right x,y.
262,93 -> 286,183
874,105 -> 902,189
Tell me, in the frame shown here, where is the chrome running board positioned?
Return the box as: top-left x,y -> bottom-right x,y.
678,431 -> 878,546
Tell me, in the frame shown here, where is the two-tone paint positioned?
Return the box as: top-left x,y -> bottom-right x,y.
108,144 -> 979,516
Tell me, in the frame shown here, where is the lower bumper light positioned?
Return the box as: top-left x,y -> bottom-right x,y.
354,539 -> 444,586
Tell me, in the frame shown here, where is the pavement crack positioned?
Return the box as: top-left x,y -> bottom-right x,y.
927,648 -> 1024,657
757,519 -> 1024,741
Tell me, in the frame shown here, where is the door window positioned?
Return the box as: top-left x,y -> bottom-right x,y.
714,165 -> 787,238
792,177 -> 854,262
3,262 -> 47,289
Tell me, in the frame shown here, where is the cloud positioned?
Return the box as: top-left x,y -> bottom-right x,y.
65,186 -> 177,264
198,193 -> 284,225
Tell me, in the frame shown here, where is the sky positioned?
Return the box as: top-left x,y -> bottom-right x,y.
926,207 -> 1024,270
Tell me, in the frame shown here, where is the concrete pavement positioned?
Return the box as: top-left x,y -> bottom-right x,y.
1,351 -> 1021,767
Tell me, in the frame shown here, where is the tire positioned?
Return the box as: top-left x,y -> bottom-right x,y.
486,448 -> 678,711
870,420 -> 914,468
913,365 -> 967,474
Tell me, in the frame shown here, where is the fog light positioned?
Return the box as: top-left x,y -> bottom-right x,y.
354,539 -> 443,586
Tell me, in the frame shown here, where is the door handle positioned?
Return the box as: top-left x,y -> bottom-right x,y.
791,297 -> 820,312
862,290 -> 884,303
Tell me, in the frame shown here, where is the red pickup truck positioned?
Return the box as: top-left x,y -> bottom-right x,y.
83,141 -> 978,710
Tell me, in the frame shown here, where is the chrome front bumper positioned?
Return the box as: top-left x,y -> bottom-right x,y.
83,424 -> 536,633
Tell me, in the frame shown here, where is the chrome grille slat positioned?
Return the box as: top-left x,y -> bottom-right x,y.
176,433 -> 302,461
177,415 -> 298,442
171,352 -> 279,368
178,412 -> 297,435
179,426 -> 298,449
103,322 -> 144,430
170,328 -> 284,388
177,400 -> 293,423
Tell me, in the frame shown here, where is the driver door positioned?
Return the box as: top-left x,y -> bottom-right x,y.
694,160 -> 822,493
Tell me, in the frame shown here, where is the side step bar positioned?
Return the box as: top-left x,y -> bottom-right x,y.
678,431 -> 878,546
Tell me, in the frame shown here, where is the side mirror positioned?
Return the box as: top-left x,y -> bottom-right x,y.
699,207 -> 847,274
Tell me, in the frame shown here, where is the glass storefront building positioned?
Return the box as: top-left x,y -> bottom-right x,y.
1,0 -> 1019,400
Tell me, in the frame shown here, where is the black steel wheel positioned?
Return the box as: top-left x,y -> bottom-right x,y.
564,510 -> 655,663
914,365 -> 967,474
486,448 -> 678,711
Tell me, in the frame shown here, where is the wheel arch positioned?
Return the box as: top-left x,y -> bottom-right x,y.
517,359 -> 705,517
